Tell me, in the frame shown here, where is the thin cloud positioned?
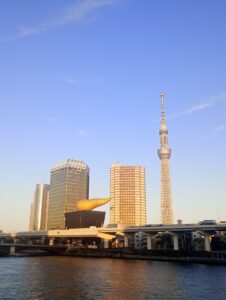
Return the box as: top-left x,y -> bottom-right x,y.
182,102 -> 214,115
17,25 -> 40,37
0,0 -> 122,43
47,117 -> 55,122
166,101 -> 214,120
209,125 -> 225,138
62,77 -> 82,85
165,92 -> 226,121
213,125 -> 225,133
77,129 -> 89,136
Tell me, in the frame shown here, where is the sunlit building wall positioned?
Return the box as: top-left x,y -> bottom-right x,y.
47,159 -> 89,229
110,164 -> 146,227
29,184 -> 49,231
29,202 -> 35,231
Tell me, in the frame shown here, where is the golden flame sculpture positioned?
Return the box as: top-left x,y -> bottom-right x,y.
76,197 -> 112,211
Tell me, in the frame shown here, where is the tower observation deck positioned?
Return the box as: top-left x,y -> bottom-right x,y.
158,92 -> 174,224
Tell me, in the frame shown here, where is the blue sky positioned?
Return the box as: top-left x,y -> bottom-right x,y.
0,0 -> 226,231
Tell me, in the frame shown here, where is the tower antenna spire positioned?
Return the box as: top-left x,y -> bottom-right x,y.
160,92 -> 165,122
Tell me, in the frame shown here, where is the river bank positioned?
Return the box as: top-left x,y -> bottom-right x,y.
1,246 -> 226,265
66,248 -> 226,265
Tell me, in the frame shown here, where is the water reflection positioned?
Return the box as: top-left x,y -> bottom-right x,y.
1,257 -> 226,299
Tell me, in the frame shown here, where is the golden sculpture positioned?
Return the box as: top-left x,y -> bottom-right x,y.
76,197 -> 111,211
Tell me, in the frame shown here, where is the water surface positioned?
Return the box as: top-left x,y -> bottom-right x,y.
0,257 -> 226,299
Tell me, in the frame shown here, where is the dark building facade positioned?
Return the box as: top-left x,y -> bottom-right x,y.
65,211 -> 105,229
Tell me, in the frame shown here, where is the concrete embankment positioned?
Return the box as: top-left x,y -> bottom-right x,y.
66,248 -> 226,265
1,246 -> 226,265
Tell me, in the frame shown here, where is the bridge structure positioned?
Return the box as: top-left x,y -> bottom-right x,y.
0,224 -> 226,256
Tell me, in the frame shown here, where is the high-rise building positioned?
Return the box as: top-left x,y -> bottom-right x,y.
29,184 -> 49,231
29,202 -> 35,231
47,159 -> 89,229
110,164 -> 146,227
158,92 -> 174,224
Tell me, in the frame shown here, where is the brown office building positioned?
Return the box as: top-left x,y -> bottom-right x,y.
110,164 -> 147,227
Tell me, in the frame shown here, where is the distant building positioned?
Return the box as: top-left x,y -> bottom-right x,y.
131,232 -> 147,249
47,159 -> 89,229
29,184 -> 49,231
29,202 -> 35,231
110,164 -> 146,227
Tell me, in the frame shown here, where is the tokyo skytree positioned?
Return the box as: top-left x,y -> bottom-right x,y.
158,92 -> 174,224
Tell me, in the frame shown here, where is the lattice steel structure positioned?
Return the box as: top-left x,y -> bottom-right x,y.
158,92 -> 174,224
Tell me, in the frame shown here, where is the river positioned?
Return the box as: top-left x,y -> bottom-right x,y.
0,256 -> 226,299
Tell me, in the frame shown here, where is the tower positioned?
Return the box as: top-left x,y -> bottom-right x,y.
47,159 -> 89,229
110,164 -> 146,227
158,92 -> 173,224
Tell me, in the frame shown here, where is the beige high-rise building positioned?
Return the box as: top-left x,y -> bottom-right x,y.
110,164 -> 146,227
29,184 -> 49,231
47,159 -> 89,229
158,92 -> 174,224
29,202 -> 35,231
